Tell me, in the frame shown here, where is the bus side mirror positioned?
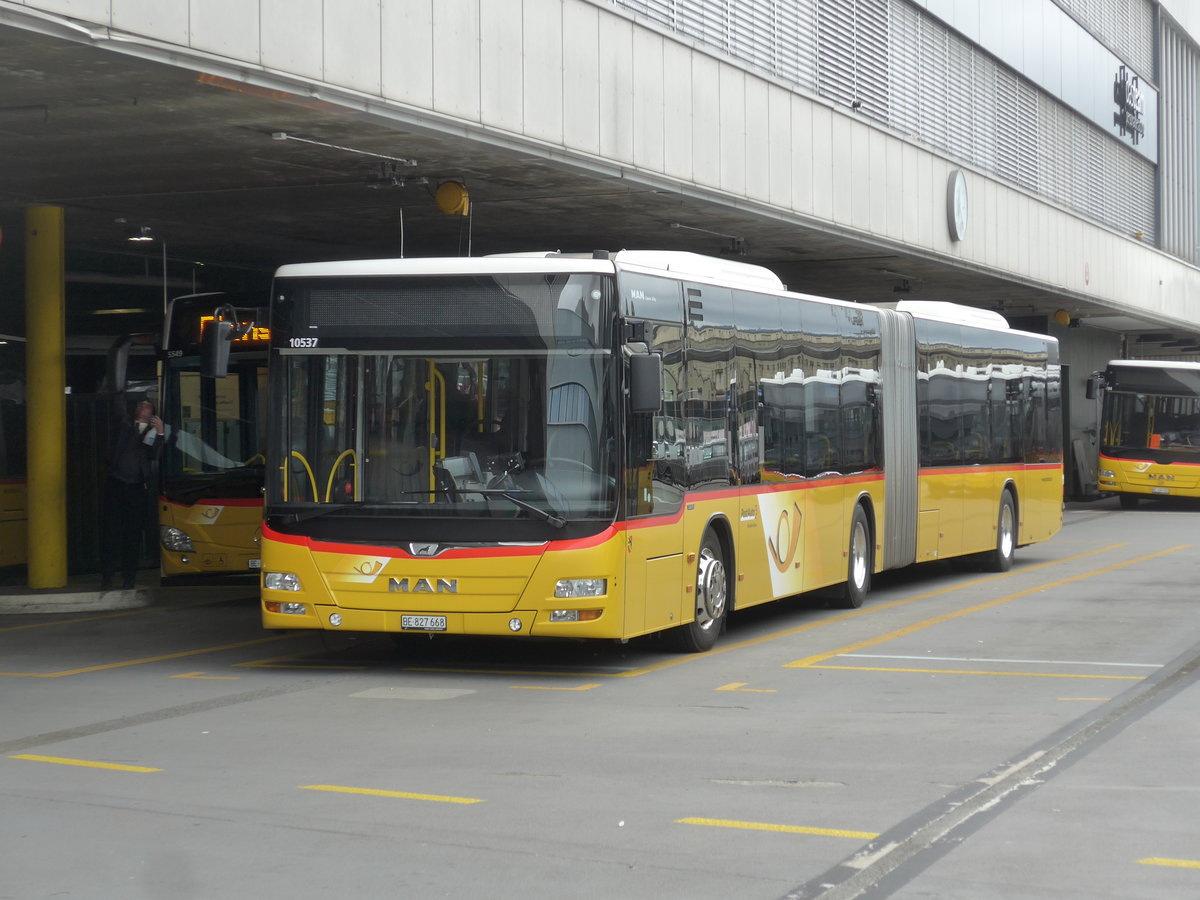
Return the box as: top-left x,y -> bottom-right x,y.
629,353 -> 662,413
106,335 -> 131,393
202,318 -> 235,378
1085,376 -> 1097,400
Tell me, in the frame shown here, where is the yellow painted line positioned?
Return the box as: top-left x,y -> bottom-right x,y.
300,784 -> 483,804
510,683 -> 602,691
678,817 -> 877,840
170,671 -> 241,680
716,682 -> 777,693
0,609 -> 149,633
0,634 -> 300,678
807,665 -> 1144,680
10,754 -> 161,773
785,546 -> 1187,670
1139,857 -> 1200,870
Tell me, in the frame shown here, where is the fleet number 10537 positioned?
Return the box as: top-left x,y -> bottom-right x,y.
288,337 -> 319,348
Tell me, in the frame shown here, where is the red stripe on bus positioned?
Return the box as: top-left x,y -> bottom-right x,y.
1098,453 -> 1200,468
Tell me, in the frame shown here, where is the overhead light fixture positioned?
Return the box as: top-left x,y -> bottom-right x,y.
127,226 -> 154,242
669,222 -> 747,256
93,308 -> 148,315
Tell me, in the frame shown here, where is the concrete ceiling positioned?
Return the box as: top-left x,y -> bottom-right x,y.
1,23 -> 1195,354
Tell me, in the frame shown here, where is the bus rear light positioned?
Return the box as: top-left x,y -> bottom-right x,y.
264,571 -> 302,592
160,526 -> 195,553
554,578 -> 606,598
264,600 -> 308,615
549,609 -> 602,623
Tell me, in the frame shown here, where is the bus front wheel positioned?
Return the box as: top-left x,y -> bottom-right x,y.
671,530 -> 728,652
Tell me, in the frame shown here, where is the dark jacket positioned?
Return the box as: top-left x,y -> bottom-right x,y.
106,394 -> 163,485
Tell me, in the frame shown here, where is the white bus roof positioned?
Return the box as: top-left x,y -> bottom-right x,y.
1107,359 -> 1200,371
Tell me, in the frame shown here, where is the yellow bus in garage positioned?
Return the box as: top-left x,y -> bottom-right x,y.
251,251 -> 1062,651
156,294 -> 268,580
1091,359 -> 1200,507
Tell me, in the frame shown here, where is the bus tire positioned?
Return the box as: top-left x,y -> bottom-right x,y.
832,505 -> 872,609
671,529 -> 728,652
985,491 -> 1017,572
1119,493 -> 1139,509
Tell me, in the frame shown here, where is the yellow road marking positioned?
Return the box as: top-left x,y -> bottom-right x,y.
1138,857 -> 1200,870
510,683 -> 602,691
0,634 -> 300,678
10,754 -> 160,773
716,682 -> 777,693
170,671 -> 241,680
808,665 -> 1142,680
786,546 -> 1187,670
300,784 -> 483,804
677,817 -> 877,840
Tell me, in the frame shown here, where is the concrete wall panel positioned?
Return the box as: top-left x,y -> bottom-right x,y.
431,0 -> 480,122
829,113 -> 851,226
718,66 -> 746,197
561,1 -> 600,155
631,27 -> 664,173
260,0 -> 323,81
661,39 -> 693,180
597,13 -> 633,164
322,0 -> 381,94
809,105 -> 833,221
689,54 -> 719,188
112,0 -> 187,46
381,0 -> 433,108
189,0 -> 260,62
481,0 -> 524,135
790,97 -> 813,217
744,77 -> 770,205
766,85 -> 791,210
25,0 -> 110,22
523,0 -> 564,144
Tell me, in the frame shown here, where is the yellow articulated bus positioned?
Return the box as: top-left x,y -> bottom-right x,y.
1090,359 -> 1200,508
155,293 -> 269,580
249,251 -> 1062,651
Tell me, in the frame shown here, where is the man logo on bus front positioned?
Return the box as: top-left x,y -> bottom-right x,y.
410,543 -> 440,557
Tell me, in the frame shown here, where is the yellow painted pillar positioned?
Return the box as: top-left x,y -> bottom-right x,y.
24,205 -> 68,589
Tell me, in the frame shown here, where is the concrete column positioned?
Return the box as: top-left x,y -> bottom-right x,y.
24,205 -> 68,589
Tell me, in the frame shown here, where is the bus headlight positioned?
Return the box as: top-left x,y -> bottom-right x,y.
263,600 -> 308,615
264,572 -> 302,592
554,578 -> 606,598
548,609 -> 603,623
1099,469 -> 1115,478
160,526 -> 195,553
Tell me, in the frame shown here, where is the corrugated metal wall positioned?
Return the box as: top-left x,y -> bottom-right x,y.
610,0 -> 1158,245
1158,20 -> 1200,264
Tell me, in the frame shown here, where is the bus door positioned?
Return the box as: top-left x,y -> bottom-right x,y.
621,276 -> 687,637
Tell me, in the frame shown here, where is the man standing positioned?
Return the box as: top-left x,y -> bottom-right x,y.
100,396 -> 163,591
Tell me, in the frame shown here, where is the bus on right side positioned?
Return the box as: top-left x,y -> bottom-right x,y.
1092,359 -> 1200,507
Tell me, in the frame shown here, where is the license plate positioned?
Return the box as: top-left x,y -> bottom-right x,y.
248,558 -> 262,568
401,615 -> 447,632
1152,487 -> 1170,495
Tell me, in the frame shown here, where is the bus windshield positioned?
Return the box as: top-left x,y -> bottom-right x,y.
160,359 -> 267,504
1101,390 -> 1200,458
267,272 -> 618,535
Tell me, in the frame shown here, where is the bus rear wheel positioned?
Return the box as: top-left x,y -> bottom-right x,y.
832,505 -> 872,609
671,530 -> 728,652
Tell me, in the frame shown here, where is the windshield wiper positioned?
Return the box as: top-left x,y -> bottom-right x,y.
486,490 -> 566,528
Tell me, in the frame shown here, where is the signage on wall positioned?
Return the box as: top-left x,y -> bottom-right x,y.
1113,65 -> 1144,146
